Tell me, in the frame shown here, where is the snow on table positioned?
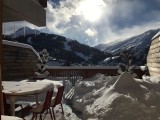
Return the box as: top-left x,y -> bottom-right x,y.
2,79 -> 63,116
1,115 -> 23,120
2,81 -> 54,96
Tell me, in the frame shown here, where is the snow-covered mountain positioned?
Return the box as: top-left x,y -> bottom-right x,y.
6,27 -> 160,66
5,27 -> 107,65
10,27 -> 41,38
95,28 -> 160,66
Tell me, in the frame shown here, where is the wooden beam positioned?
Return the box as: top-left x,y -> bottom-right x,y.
0,0 -> 3,115
3,0 -> 46,26
39,0 -> 47,8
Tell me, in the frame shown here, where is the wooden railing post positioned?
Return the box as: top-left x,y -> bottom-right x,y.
47,66 -> 145,86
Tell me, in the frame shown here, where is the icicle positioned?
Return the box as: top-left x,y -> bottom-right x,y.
14,22 -> 16,38
3,23 -> 5,39
35,25 -> 36,37
46,26 -> 48,36
24,21 -> 25,37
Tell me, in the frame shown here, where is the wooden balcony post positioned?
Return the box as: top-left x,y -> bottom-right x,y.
0,0 -> 3,115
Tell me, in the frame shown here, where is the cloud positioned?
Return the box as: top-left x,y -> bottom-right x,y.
85,29 -> 97,37
45,0 -> 160,46
3,0 -> 160,47
96,0 -> 160,43
103,21 -> 160,44
45,1 -> 77,34
45,0 -> 110,46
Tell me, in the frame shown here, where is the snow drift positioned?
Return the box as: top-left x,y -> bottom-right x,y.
73,72 -> 160,120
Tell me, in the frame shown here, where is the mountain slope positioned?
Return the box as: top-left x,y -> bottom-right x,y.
95,28 -> 160,66
5,28 -> 107,65
11,27 -> 41,38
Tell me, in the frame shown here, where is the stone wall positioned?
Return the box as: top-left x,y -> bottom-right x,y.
147,33 -> 160,76
2,40 -> 39,81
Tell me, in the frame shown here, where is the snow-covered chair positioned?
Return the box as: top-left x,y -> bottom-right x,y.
50,86 -> 64,120
30,90 -> 53,120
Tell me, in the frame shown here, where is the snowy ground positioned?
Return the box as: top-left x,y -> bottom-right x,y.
10,78 -> 81,120
23,104 -> 81,120
4,73 -> 160,120
72,73 -> 160,120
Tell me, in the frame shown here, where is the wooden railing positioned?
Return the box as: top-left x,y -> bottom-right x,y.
47,66 -> 145,86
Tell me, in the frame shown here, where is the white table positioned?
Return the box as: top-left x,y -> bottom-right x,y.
1,115 -> 23,120
2,81 -> 55,116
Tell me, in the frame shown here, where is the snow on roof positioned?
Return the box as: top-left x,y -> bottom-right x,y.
152,31 -> 160,40
2,40 -> 40,59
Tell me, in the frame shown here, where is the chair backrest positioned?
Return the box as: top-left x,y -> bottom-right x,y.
54,86 -> 64,106
42,89 -> 53,112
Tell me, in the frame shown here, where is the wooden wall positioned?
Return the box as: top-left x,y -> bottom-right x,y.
147,34 -> 160,76
2,41 -> 39,81
0,0 -> 3,114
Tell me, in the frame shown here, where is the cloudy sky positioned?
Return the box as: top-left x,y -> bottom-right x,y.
3,0 -> 160,46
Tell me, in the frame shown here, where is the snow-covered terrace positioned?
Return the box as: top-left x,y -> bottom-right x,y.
2,32 -> 160,120
1,40 -> 147,119
2,21 -> 160,120
3,72 -> 160,120
1,0 -> 160,118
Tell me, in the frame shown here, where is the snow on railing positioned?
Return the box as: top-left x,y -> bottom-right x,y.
2,40 -> 40,59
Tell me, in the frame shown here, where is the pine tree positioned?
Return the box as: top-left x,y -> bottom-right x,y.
34,49 -> 50,79
118,49 -> 137,77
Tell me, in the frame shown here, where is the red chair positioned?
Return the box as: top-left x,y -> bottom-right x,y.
31,90 -> 53,120
50,86 -> 64,120
3,92 -> 25,119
